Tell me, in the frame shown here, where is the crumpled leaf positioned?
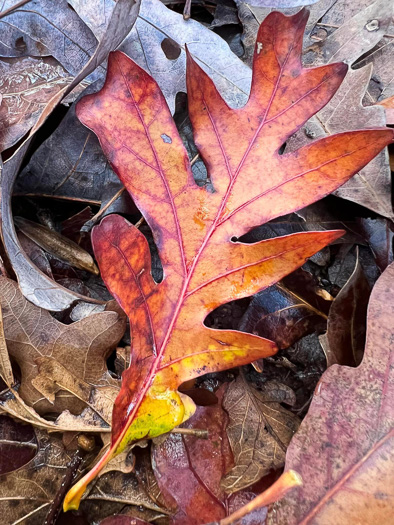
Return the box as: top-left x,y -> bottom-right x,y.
72,0 -> 252,112
240,269 -> 332,350
221,375 -> 300,494
0,57 -> 72,152
268,260 -> 394,524
323,251 -> 371,367
64,10 -> 394,510
0,277 -> 125,414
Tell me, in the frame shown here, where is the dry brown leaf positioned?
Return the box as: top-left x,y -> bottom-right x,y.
14,217 -> 99,275
0,277 -> 125,414
221,374 -> 300,494
0,429 -> 82,524
324,251 -> 371,367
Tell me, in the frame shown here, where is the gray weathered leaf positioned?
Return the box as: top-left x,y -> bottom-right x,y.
287,64 -> 393,218
0,0 -> 140,311
0,0 -> 100,79
72,0 -> 252,112
15,81 -> 124,210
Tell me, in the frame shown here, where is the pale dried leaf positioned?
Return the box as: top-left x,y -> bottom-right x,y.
221,375 -> 300,494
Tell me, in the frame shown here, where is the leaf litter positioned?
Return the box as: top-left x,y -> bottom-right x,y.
0,1 -> 393,524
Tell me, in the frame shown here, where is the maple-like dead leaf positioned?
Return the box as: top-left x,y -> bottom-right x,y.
0,277 -> 125,414
268,260 -> 394,524
221,375 -> 300,494
64,10 -> 394,510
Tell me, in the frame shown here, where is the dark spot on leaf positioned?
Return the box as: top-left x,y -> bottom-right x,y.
161,38 -> 181,60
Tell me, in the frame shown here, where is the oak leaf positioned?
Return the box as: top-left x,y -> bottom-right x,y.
0,277 -> 125,415
64,10 -> 394,510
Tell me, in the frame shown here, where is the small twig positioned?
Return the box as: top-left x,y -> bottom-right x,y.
0,0 -> 31,19
183,0 -> 192,19
134,216 -> 145,229
191,153 -> 200,166
171,427 -> 209,439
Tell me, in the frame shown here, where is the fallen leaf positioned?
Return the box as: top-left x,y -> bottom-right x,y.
221,375 -> 300,494
152,392 -> 233,524
240,269 -> 332,350
324,251 -> 371,367
0,277 -> 125,414
0,57 -> 72,152
303,0 -> 393,67
64,10 -> 394,509
0,415 -> 37,475
0,0 -> 100,80
288,63 -> 393,217
0,429 -> 85,524
14,82 -> 127,215
14,217 -> 99,275
268,260 -> 394,524
356,217 -> 394,272
73,0 -> 252,112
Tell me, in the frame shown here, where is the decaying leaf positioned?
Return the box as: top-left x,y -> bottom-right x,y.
0,415 -> 37,475
15,82 -> 125,212
240,269 -> 332,350
0,277 -> 125,414
0,57 -> 72,152
0,429 -> 83,524
0,0 -> 100,80
152,392 -> 233,524
64,10 -> 394,510
323,251 -> 371,367
221,375 -> 299,494
269,261 -> 394,524
14,217 -> 99,275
